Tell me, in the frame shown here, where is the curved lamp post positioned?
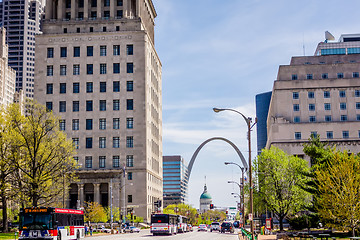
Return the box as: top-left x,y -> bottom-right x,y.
228,179 -> 246,227
214,107 -> 257,239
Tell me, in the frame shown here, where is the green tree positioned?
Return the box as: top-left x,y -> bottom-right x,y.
163,203 -> 197,225
256,146 -> 311,230
105,206 -> 120,222
315,151 -> 360,237
84,202 -> 107,223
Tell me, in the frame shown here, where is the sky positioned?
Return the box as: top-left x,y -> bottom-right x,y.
152,0 -> 360,209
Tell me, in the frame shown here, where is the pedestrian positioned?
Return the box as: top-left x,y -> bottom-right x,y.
89,225 -> 93,236
85,225 -> 88,236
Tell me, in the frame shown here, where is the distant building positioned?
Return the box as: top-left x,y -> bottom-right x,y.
266,33 -> 360,158
256,91 -> 272,154
162,156 -> 188,208
199,184 -> 212,213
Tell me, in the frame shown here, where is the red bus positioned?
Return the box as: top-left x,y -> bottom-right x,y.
19,207 -> 85,240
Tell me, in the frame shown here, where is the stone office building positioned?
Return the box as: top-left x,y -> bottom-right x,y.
34,0 -> 162,222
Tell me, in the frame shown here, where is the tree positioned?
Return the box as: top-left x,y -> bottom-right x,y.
163,203 -> 197,225
256,146 -> 311,231
84,202 -> 107,223
315,151 -> 360,237
105,206 -> 120,222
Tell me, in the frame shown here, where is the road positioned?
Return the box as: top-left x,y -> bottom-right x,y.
87,229 -> 240,240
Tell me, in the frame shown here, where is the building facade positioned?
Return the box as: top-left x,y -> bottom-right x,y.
255,91 -> 272,155
162,156 -> 188,208
0,0 -> 44,98
34,0 -> 162,222
266,34 -> 360,158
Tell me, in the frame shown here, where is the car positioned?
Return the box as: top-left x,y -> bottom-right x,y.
95,226 -> 111,233
210,222 -> 220,232
124,226 -> 140,233
221,222 -> 234,233
198,224 -> 207,231
188,224 -> 193,231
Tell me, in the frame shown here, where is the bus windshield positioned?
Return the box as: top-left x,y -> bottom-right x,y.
20,213 -> 53,230
151,214 -> 169,223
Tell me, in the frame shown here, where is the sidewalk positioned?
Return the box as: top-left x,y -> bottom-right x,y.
258,235 -> 277,240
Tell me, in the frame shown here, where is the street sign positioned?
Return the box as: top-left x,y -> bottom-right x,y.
248,213 -> 253,221
127,205 -> 139,208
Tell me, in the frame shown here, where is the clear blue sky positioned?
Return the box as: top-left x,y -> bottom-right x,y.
154,0 -> 360,209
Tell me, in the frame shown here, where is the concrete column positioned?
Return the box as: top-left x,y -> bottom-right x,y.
57,0 -> 63,20
45,0 -> 53,19
109,0 -> 114,18
84,0 -> 88,19
97,0 -> 101,18
78,183 -> 84,207
94,183 -> 100,204
71,0 -> 76,19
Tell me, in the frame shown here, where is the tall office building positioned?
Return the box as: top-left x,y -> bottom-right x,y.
255,91 -> 272,155
34,0 -> 162,222
266,33 -> 360,158
162,156 -> 189,208
0,0 -> 44,98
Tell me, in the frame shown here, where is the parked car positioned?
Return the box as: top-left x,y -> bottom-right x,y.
95,226 -> 111,233
221,222 -> 234,233
198,224 -> 207,231
210,222 -> 220,232
188,224 -> 193,231
124,226 -> 140,233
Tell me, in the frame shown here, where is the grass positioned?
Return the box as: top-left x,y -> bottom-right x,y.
0,232 -> 18,240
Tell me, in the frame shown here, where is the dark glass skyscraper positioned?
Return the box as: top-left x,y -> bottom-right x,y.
256,91 -> 272,154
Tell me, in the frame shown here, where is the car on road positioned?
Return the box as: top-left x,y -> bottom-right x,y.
221,222 -> 234,233
95,226 -> 111,233
188,224 -> 193,231
198,224 -> 208,231
124,226 -> 140,233
210,222 -> 220,232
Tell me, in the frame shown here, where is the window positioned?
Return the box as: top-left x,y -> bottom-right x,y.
100,64 -> 107,74
90,27 -> 93,32
127,172 -> 133,180
73,64 -> 80,75
87,46 -> 93,56
59,120 -> 66,131
113,137 -> 120,148
128,195 -> 132,203
73,138 -> 79,149
293,104 -> 299,112
357,115 -> 360,121
60,83 -> 66,94
47,48 -> 54,58
359,130 -> 360,138
87,64 -> 93,74
73,83 -> 80,93
86,138 -> 93,148
86,100 -> 93,111
104,0 -> 110,6
103,27 -> 107,32
113,45 -> 120,55
127,45 -> 133,55
60,47 -> 67,57
127,81 -> 133,91
113,81 -> 120,92
357,102 -> 360,110
324,103 -> 331,110
86,119 -> 93,130
308,104 -> 315,111
309,116 -> 316,122
113,100 -> 120,110
306,74 -> 313,80
311,131 -> 317,138
46,83 -> 53,94
292,92 -> 299,99
99,100 -> 106,111
127,99 -> 134,110
99,156 -> 106,168
126,155 -> 134,167
99,118 -> 106,129
117,0 -> 122,6
64,28 -> 67,33
116,26 -> 120,31
291,74 -> 297,80
341,115 -> 348,121
86,82 -> 93,93
126,136 -> 133,148
74,47 -> 80,57
117,10 -> 123,18
47,65 -> 53,76
322,73 -> 328,79
73,101 -> 79,112
113,63 -> 120,74
100,46 -> 106,56
324,91 -> 330,98
342,131 -> 349,139
326,131 -> 333,139
339,90 -> 346,98
100,82 -> 106,92
99,138 -> 106,148
340,103 -> 347,110
46,102 -> 53,111
59,101 -> 66,112
127,118 -> 133,129
356,90 -> 360,97
293,116 -> 300,123
113,118 -> 120,129
127,63 -> 133,73
295,132 -> 301,140
337,72 -> 344,78
325,115 -> 332,122
308,91 -> 314,98
60,65 -> 67,76
113,156 -> 120,168
85,156 -> 92,168
353,72 -> 359,78
72,119 -> 79,130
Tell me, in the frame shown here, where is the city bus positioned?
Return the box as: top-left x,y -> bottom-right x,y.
150,213 -> 178,235
19,207 -> 85,240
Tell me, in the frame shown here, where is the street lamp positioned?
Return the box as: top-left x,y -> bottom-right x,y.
215,107 -> 257,239
228,180 -> 246,227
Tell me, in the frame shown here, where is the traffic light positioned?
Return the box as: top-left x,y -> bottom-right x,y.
210,204 -> 214,209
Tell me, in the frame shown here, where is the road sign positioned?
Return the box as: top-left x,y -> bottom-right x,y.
127,205 -> 139,208
249,213 -> 253,221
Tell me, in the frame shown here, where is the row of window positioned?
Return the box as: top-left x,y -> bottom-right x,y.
293,114 -> 359,123
291,72 -> 359,80
59,118 -> 133,131
48,44 -> 132,58
293,102 -> 360,111
77,154 -> 132,169
73,136 -> 133,149
46,81 -> 133,94
46,99 -> 133,112
294,130 -> 358,140
47,63 -> 133,76
63,0 -> 123,9
292,90 -> 360,99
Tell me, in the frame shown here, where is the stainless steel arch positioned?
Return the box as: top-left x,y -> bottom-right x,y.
187,137 -> 248,178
